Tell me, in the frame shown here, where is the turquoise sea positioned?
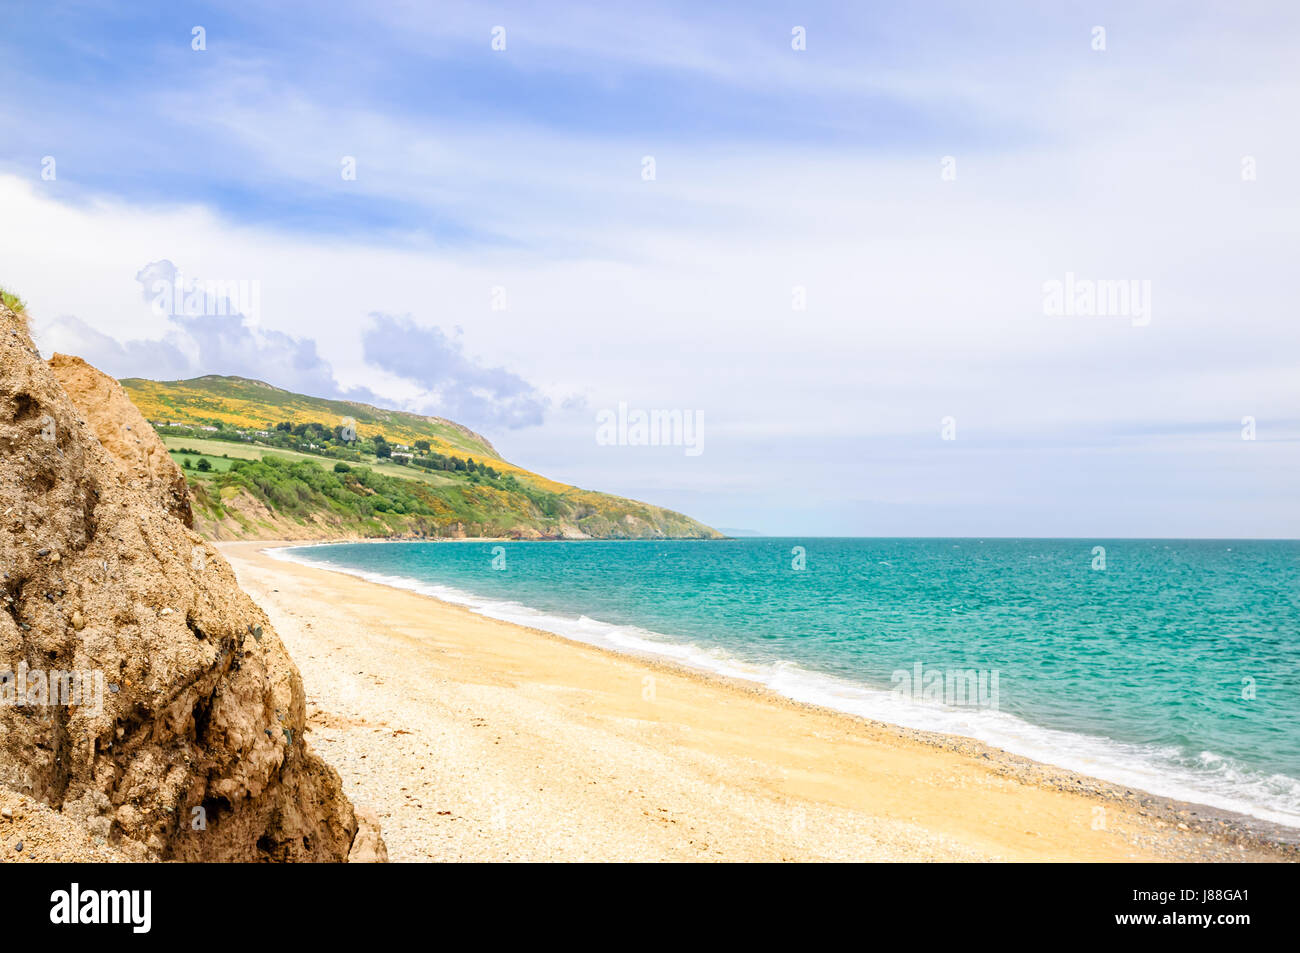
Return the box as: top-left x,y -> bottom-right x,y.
276,538 -> 1300,827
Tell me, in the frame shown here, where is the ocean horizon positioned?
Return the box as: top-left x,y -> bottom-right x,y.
276,536 -> 1300,829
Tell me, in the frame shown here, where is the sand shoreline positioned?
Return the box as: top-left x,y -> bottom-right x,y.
218,539 -> 1296,862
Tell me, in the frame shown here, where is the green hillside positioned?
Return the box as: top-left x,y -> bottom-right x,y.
122,374 -> 500,459
121,375 -> 722,541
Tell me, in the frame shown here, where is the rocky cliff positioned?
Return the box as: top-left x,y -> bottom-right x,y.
0,301 -> 376,861
48,353 -> 194,529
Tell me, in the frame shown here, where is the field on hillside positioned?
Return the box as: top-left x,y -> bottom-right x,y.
162,435 -> 459,487
170,447 -> 236,474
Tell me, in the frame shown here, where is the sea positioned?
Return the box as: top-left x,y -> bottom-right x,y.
271,537 -> 1300,828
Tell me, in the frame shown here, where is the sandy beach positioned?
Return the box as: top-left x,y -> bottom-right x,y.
218,541 -> 1295,862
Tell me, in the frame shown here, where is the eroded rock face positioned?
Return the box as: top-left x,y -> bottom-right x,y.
0,303 -> 367,861
47,354 -> 193,529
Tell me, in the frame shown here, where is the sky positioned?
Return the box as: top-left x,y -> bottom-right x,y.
1,1 -> 1297,537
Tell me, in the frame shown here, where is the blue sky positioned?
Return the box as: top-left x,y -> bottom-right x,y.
1,2 -> 1033,237
2,1 -> 1298,536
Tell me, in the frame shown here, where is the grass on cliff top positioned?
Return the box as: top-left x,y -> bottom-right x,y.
1,286 -> 27,314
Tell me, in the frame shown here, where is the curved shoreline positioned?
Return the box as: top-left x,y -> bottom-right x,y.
223,539 -> 1296,861
268,539 -> 1300,835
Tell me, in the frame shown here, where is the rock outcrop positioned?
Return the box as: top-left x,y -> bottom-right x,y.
0,302 -> 374,861
47,353 -> 193,529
